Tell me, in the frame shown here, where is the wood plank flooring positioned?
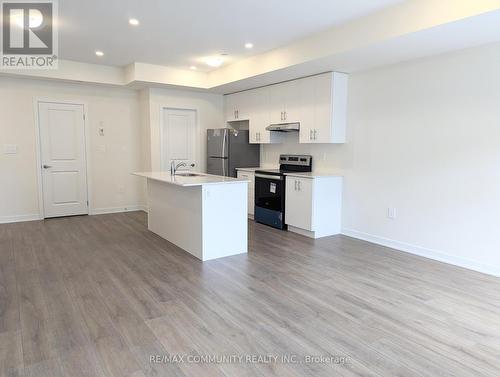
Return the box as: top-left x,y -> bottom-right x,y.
1,211 -> 499,376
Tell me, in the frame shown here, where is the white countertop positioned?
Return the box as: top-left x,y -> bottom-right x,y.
133,171 -> 249,187
235,167 -> 265,172
283,172 -> 343,178
235,167 -> 342,179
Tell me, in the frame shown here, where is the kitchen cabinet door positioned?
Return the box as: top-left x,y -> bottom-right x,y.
313,73 -> 334,143
248,87 -> 272,144
268,83 -> 286,124
235,90 -> 252,121
297,77 -> 316,143
268,80 -> 302,124
298,72 -> 348,144
225,94 -> 237,122
315,72 -> 347,143
237,171 -> 255,216
225,91 -> 252,122
282,79 -> 302,123
285,177 -> 313,231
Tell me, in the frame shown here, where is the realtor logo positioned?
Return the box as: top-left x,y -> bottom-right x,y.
1,0 -> 58,68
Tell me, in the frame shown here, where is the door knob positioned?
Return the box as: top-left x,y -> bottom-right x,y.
43,164 -> 52,169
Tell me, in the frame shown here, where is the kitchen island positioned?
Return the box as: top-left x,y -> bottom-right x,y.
133,172 -> 249,261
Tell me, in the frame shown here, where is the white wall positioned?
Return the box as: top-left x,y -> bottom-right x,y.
146,87 -> 224,172
0,77 -> 144,221
262,42 -> 500,276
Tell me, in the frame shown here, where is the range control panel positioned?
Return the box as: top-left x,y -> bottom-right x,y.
279,154 -> 312,167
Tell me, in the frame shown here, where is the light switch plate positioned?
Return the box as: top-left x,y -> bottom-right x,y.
3,144 -> 18,154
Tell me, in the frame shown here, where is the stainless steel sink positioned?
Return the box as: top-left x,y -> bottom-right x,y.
175,172 -> 201,177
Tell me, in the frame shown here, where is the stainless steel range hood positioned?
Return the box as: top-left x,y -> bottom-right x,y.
266,122 -> 300,132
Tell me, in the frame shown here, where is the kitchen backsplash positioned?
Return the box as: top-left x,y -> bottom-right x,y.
260,132 -> 350,173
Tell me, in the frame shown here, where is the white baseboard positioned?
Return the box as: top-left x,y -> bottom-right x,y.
0,213 -> 41,224
90,205 -> 147,215
0,206 -> 148,225
342,228 -> 500,278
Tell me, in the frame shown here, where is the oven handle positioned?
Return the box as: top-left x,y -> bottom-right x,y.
255,174 -> 283,180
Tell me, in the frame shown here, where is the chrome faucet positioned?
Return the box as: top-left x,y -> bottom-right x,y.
170,161 -> 195,175
170,160 -> 187,176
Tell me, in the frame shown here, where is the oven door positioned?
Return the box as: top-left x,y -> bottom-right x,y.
254,174 -> 286,229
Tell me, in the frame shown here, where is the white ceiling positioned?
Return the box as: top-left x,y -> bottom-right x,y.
58,0 -> 404,70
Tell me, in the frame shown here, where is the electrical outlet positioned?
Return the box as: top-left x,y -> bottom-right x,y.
3,144 -> 17,154
387,207 -> 397,219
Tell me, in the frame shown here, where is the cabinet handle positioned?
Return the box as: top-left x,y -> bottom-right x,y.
309,129 -> 313,140
314,129 -> 317,140
280,111 -> 283,121
294,180 -> 298,191
298,180 -> 301,191
284,111 -> 287,121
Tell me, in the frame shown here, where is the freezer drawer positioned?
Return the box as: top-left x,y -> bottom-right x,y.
207,157 -> 229,176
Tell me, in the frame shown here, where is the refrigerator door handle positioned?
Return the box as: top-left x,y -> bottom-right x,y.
222,129 -> 227,176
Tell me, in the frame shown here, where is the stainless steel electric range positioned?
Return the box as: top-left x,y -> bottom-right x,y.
254,154 -> 312,229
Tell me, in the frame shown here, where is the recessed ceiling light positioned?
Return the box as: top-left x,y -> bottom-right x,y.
95,50 -> 104,57
129,18 -> 139,26
205,56 -> 224,67
245,43 -> 253,49
190,66 -> 197,70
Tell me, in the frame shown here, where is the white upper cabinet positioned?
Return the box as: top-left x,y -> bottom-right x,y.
247,87 -> 273,144
225,90 -> 252,122
299,72 -> 348,144
268,80 -> 302,124
225,92 -> 238,122
224,71 -> 348,144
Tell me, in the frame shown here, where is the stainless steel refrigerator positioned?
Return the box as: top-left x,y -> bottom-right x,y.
207,129 -> 260,177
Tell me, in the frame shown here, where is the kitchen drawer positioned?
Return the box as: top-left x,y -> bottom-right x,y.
237,171 -> 255,186
238,170 -> 255,216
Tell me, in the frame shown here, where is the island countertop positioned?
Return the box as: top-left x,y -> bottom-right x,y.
132,171 -> 249,187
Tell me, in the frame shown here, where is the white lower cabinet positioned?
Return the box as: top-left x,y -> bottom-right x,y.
237,170 -> 255,217
285,175 -> 342,238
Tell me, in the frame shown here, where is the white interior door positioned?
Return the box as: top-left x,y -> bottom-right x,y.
38,102 -> 88,218
160,108 -> 197,171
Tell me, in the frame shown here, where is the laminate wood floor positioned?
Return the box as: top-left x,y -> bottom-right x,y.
1,211 -> 499,377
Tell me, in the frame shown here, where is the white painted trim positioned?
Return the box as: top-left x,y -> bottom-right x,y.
342,228 -> 500,278
0,214 -> 42,224
33,98 -> 91,218
159,106 -> 200,171
90,205 -> 147,215
288,225 -> 317,239
0,206 -> 148,224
